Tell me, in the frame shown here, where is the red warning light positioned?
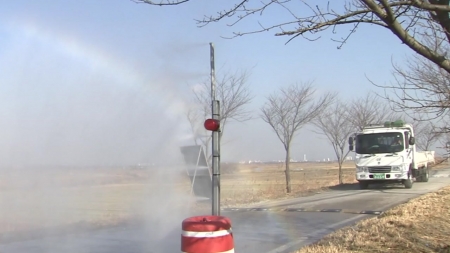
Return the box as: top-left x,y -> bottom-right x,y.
204,119 -> 220,131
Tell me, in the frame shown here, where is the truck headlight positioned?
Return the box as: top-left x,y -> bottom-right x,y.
392,166 -> 401,171
357,166 -> 368,172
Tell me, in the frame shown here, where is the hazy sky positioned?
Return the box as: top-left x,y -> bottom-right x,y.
0,0 -> 419,166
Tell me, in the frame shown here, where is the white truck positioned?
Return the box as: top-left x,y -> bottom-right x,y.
348,120 -> 435,189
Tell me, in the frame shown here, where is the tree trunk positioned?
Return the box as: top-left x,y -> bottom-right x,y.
338,158 -> 343,184
337,148 -> 352,185
285,147 -> 292,193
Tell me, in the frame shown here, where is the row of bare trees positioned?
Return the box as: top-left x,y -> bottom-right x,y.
185,68 -> 444,192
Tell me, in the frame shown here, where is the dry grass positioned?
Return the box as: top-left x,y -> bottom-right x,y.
0,184 -> 148,239
221,162 -> 357,207
295,185 -> 450,253
0,167 -> 190,241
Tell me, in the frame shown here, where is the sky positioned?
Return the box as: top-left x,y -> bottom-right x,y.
0,0 -> 422,167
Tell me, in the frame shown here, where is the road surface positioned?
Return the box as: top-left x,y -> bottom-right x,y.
0,169 -> 449,253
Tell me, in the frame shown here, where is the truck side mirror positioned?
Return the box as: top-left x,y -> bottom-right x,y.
348,136 -> 354,151
409,136 -> 415,145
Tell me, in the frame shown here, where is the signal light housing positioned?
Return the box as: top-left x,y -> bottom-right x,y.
204,119 -> 220,131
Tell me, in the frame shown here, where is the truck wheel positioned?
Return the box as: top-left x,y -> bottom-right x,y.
416,165 -> 429,183
421,167 -> 429,182
404,164 -> 414,188
359,181 -> 369,189
404,178 -> 413,189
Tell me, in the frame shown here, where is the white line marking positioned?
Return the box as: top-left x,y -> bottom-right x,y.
182,229 -> 232,238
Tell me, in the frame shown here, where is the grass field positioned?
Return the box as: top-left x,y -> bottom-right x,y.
0,166 -> 192,240
220,161 -> 357,207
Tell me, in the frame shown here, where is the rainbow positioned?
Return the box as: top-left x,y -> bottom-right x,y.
1,18 -> 196,142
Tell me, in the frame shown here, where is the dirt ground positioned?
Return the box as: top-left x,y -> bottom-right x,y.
295,185 -> 450,253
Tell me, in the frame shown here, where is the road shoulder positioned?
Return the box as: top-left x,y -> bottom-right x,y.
294,184 -> 450,253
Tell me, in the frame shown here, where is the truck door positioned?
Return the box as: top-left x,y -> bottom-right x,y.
404,131 -> 413,166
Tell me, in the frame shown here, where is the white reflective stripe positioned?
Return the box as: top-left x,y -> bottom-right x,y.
182,229 -> 232,238
181,249 -> 234,253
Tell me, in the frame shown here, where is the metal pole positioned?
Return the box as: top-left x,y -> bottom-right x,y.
210,43 -> 216,102
210,42 -> 221,216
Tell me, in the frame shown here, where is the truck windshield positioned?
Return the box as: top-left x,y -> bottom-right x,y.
355,132 -> 404,154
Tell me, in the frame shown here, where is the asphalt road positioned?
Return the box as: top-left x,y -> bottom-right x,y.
1,169 -> 449,253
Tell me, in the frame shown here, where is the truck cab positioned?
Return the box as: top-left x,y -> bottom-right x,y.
348,120 -> 434,189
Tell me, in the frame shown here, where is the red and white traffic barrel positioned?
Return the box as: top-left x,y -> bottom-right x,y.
181,215 -> 234,253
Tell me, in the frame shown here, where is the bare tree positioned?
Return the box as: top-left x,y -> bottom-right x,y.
138,0 -> 450,131
413,120 -> 442,151
313,99 -> 354,184
438,133 -> 450,160
350,92 -> 398,130
260,82 -> 336,193
187,68 -> 254,160
348,92 -> 439,148
136,1 -> 450,74
186,103 -> 209,146
374,41 -> 450,126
